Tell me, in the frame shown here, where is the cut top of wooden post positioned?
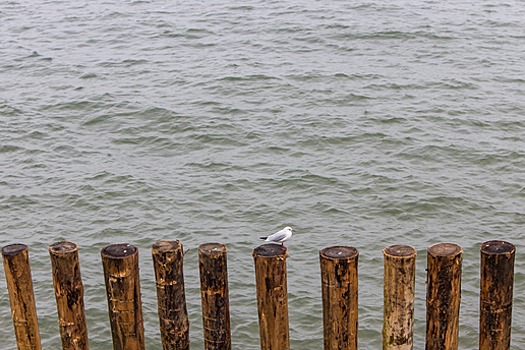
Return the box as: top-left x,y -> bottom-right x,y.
320,246 -> 358,260
152,240 -> 181,253
48,241 -> 78,255
101,244 -> 137,259
253,243 -> 288,258
427,243 -> 462,257
383,244 -> 416,258
199,242 -> 227,257
481,240 -> 515,255
2,243 -> 28,256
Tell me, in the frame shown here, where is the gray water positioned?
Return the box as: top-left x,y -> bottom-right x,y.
1,0 -> 524,348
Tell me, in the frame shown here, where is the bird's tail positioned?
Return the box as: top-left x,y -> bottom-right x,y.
259,236 -> 267,240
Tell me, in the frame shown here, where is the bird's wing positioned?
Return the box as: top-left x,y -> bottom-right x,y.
268,229 -> 287,241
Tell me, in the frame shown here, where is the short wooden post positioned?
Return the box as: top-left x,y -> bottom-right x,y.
48,241 -> 89,350
101,244 -> 145,350
198,243 -> 231,350
320,246 -> 359,350
152,240 -> 190,350
479,240 -> 515,350
253,244 -> 290,350
425,243 -> 462,350
1,244 -> 42,350
383,245 -> 416,350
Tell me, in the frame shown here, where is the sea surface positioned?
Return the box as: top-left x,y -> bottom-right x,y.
1,0 -> 524,349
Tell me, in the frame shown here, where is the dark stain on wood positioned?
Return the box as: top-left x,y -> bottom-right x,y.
152,240 -> 190,350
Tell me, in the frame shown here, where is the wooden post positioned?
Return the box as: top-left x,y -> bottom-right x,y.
152,240 -> 190,350
48,241 -> 89,350
425,243 -> 462,350
253,244 -> 290,350
101,244 -> 145,350
2,244 -> 42,350
198,243 -> 231,350
383,245 -> 416,350
319,246 -> 359,350
479,240 -> 515,350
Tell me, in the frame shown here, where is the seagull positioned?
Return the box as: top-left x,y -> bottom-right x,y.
260,226 -> 294,246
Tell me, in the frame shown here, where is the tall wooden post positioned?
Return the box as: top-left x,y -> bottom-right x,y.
479,240 -> 515,350
383,245 -> 416,350
425,243 -> 462,350
253,244 -> 290,350
48,241 -> 89,350
198,243 -> 231,350
1,244 -> 42,350
152,240 -> 190,350
101,244 -> 145,350
320,246 -> 359,350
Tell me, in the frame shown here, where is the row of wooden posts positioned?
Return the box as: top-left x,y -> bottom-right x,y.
1,239 -> 516,350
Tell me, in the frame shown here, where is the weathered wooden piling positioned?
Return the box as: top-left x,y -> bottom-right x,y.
382,244 -> 416,350
199,243 -> 231,350
152,240 -> 190,350
101,244 -> 145,350
425,243 -> 462,350
48,241 -> 89,350
479,240 -> 515,350
1,244 -> 42,350
253,244 -> 290,350
319,246 -> 359,350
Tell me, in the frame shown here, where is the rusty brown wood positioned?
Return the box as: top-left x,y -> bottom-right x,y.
425,243 -> 462,350
479,240 -> 515,350
152,240 -> 190,350
199,243 -> 231,350
101,244 -> 145,350
320,246 -> 359,350
2,243 -> 42,350
48,241 -> 89,350
253,244 -> 290,350
382,244 -> 416,350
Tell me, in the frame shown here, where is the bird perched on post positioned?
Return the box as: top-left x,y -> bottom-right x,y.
260,226 -> 294,246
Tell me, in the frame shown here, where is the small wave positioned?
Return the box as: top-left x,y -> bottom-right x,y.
0,144 -> 23,153
81,113 -> 114,126
79,72 -> 97,79
97,59 -> 148,68
192,133 -> 249,147
218,74 -> 281,82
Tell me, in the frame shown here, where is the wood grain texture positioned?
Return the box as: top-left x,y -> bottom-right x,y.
152,240 -> 190,350
101,244 -> 145,350
382,245 -> 416,350
199,243 -> 231,350
48,241 -> 89,350
2,244 -> 42,350
320,246 -> 359,350
479,240 -> 515,350
425,243 -> 462,350
253,244 -> 290,350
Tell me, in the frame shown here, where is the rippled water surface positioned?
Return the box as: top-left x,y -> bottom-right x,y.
1,0 -> 524,349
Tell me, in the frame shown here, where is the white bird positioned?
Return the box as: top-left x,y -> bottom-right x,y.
260,226 -> 294,246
